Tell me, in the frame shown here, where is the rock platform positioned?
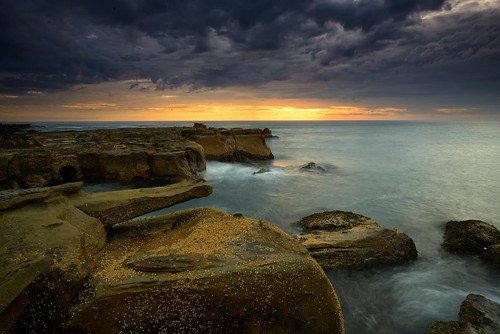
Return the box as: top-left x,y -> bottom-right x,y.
0,124 -> 274,189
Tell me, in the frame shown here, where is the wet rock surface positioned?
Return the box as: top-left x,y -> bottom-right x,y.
443,220 -> 500,268
297,211 -> 418,269
426,294 -> 500,334
64,208 -> 344,333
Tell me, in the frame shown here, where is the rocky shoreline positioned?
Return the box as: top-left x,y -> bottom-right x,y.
0,123 -> 273,190
2,124 -> 499,333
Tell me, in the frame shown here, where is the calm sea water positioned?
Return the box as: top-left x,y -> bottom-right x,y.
37,120 -> 500,333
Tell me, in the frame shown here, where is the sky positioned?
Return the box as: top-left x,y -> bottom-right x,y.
1,0 -> 499,121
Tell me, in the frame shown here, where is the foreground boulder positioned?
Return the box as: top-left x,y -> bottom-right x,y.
443,220 -> 500,268
426,294 -> 500,334
297,211 -> 417,269
64,208 -> 344,333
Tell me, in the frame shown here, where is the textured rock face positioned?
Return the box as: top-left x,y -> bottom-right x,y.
0,179 -> 213,332
442,220 -> 500,268
297,211 -> 418,269
192,134 -> 274,161
0,127 -> 207,189
0,192 -> 106,333
64,208 -> 345,334
1,125 -> 273,189
426,294 -> 500,334
182,125 -> 274,162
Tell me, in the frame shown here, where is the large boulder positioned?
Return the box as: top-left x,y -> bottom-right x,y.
0,188 -> 106,333
64,208 -> 345,333
297,211 -> 418,269
426,294 -> 500,334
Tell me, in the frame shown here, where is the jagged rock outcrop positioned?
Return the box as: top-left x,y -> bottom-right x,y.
64,208 -> 344,333
296,211 -> 418,269
426,294 -> 500,334
443,220 -> 500,268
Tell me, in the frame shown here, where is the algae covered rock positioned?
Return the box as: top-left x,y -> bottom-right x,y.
64,208 -> 344,333
443,220 -> 500,254
297,211 -> 417,269
442,219 -> 500,268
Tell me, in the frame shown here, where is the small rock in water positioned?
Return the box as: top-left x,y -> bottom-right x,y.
252,168 -> 271,175
300,162 -> 327,173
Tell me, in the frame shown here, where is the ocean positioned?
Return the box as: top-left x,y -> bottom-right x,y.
36,120 -> 500,333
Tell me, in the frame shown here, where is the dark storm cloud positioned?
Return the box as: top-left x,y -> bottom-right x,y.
1,0 -> 499,109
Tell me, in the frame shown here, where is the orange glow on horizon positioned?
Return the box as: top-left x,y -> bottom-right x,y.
1,81 -> 488,122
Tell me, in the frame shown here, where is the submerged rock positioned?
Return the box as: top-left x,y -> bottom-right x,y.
426,294 -> 500,334
64,208 -> 345,333
252,167 -> 271,175
442,220 -> 500,268
300,162 -> 327,173
297,211 -> 417,269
